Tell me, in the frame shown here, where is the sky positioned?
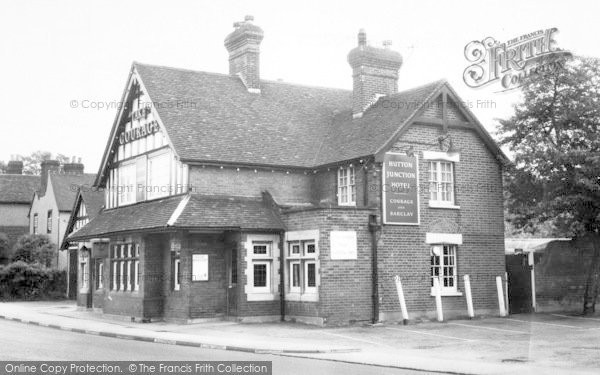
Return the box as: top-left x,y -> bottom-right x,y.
1,0 -> 599,174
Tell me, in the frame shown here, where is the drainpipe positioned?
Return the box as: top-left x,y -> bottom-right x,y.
369,214 -> 381,324
279,231 -> 285,322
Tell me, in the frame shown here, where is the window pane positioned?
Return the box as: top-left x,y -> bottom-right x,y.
147,152 -> 171,200
305,243 -> 315,254
292,263 -> 300,287
306,263 -> 316,287
253,245 -> 267,255
253,264 -> 267,287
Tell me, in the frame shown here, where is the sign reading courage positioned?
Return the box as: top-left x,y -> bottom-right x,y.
382,153 -> 420,225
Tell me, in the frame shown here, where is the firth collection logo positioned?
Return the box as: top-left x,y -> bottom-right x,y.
463,28 -> 571,92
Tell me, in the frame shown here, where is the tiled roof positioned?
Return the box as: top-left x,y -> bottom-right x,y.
67,195 -> 185,241
67,194 -> 283,241
174,195 -> 285,230
80,189 -> 105,220
49,173 -> 96,211
135,63 -> 446,167
0,174 -> 40,204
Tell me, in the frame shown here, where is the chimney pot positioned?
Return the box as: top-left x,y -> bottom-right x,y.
348,30 -> 403,117
224,16 -> 264,93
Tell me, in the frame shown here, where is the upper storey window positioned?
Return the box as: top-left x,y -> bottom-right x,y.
337,166 -> 356,206
423,151 -> 460,209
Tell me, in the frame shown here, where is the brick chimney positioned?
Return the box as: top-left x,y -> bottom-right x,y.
224,15 -> 264,93
40,159 -> 60,195
6,155 -> 23,174
347,29 -> 403,118
63,156 -> 84,175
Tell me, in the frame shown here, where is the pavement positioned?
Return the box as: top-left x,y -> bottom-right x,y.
1,301 -> 599,375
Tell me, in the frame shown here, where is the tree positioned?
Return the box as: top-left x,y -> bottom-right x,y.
18,151 -> 71,175
0,233 -> 10,265
11,234 -> 56,268
498,55 -> 600,314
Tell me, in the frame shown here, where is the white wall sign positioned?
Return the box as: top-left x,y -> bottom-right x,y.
192,254 -> 209,281
330,231 -> 357,260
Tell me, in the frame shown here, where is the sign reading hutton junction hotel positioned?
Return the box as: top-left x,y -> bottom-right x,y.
382,153 -> 420,225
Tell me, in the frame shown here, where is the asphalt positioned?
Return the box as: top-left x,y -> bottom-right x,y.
1,301 -> 599,375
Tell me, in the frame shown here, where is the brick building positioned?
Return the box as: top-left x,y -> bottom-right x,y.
68,17 -> 507,324
0,159 -> 40,248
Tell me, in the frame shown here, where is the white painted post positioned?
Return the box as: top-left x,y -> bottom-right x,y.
433,277 -> 444,322
529,251 -> 537,312
463,275 -> 474,319
394,275 -> 409,324
504,271 -> 510,315
496,276 -> 507,317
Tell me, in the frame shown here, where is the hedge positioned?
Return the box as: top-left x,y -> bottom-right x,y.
0,261 -> 66,301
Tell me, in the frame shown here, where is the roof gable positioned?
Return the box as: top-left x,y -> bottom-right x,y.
96,62 -> 506,172
49,173 -> 96,211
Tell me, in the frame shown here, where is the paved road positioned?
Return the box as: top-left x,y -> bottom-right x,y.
0,320 -> 439,375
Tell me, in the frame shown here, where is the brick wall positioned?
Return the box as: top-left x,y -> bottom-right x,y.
189,165 -> 312,204
376,123 -> 505,320
282,207 -> 376,325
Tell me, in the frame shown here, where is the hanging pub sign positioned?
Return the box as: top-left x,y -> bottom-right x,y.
382,152 -> 420,225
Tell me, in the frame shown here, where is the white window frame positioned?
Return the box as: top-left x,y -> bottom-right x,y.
147,150 -> 172,200
430,244 -> 462,296
252,261 -> 271,291
304,260 -> 317,293
97,261 -> 104,289
244,235 -> 280,301
284,230 -> 319,302
117,161 -> 137,206
133,260 -> 140,291
173,258 -> 181,291
289,260 -> 301,293
33,214 -> 38,234
337,166 -> 356,206
423,151 -> 460,209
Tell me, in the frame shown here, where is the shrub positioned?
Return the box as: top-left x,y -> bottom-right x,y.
0,261 -> 66,301
0,233 -> 9,265
11,234 -> 55,267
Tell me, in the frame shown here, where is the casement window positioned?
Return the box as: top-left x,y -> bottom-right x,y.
96,260 -> 104,289
337,166 -> 356,206
430,244 -> 458,295
192,254 -> 209,281
173,256 -> 181,291
110,243 -> 139,292
286,240 -> 318,297
117,162 -> 136,205
33,214 -> 38,234
46,210 -> 52,234
147,151 -> 171,200
74,202 -> 88,231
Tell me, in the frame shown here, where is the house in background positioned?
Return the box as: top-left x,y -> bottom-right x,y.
68,17 -> 507,324
0,158 -> 40,247
60,186 -> 105,299
29,158 -> 94,270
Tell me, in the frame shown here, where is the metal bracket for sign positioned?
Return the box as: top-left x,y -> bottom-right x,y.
382,152 -> 420,226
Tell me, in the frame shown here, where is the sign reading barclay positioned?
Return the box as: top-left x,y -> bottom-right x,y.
382,153 -> 420,225
463,28 -> 570,92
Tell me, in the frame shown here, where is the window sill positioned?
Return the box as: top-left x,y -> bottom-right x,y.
430,289 -> 463,297
428,201 -> 460,209
246,292 -> 277,301
338,202 -> 357,207
286,291 -> 318,302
